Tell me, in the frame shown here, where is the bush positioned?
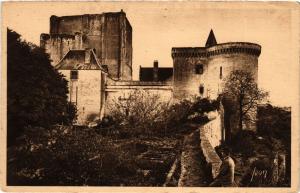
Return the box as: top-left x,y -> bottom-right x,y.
191,97 -> 220,114
107,92 -> 220,137
257,104 -> 291,149
107,90 -> 172,136
229,130 -> 257,157
7,126 -> 137,185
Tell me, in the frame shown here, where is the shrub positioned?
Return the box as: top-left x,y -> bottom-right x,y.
107,92 -> 220,137
229,130 -> 257,157
191,97 -> 220,114
257,104 -> 291,149
107,90 -> 172,136
7,126 -> 137,185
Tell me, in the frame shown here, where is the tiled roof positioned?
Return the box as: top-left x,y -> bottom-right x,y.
55,49 -> 106,71
139,67 -> 173,82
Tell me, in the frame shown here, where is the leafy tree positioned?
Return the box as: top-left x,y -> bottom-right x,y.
7,29 -> 76,144
222,70 -> 269,131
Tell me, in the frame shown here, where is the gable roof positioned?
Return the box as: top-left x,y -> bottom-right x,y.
205,29 -> 217,47
139,67 -> 173,82
55,49 -> 107,71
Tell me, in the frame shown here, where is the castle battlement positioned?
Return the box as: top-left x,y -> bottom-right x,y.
206,42 -> 261,57
172,42 -> 261,58
40,33 -> 75,41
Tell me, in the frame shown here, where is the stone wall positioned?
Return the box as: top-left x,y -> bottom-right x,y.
199,110 -> 224,178
202,110 -> 224,148
205,54 -> 259,100
59,70 -> 106,125
172,53 -> 207,99
40,34 -> 77,66
105,80 -> 173,115
172,42 -> 260,101
120,15 -> 133,80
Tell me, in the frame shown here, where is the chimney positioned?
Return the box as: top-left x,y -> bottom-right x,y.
85,48 -> 91,64
75,32 -> 82,49
153,60 -> 159,81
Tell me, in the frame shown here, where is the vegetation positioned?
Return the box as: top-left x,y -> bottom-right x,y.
8,89 -> 220,186
257,104 -> 291,186
7,29 -> 76,145
257,104 -> 291,150
220,104 -> 291,187
223,70 -> 269,131
106,90 -> 219,137
8,126 -> 139,185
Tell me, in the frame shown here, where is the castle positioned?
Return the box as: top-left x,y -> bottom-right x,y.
40,11 -> 261,135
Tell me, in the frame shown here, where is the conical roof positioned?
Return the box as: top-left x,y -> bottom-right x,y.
205,29 -> 217,47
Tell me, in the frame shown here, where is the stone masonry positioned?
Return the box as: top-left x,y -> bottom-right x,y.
41,12 -> 262,133
41,10 -> 132,80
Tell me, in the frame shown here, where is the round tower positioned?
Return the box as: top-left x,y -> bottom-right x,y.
205,42 -> 261,99
171,30 -> 262,139
171,30 -> 261,101
205,42 -> 261,138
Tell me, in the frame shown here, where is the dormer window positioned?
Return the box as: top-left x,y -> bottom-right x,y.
71,70 -> 78,80
195,64 -> 203,74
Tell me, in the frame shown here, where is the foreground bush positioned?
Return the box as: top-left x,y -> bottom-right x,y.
257,104 -> 291,150
7,126 -> 138,185
7,29 -> 76,145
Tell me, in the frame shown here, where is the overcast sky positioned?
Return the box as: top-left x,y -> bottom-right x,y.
3,2 -> 299,107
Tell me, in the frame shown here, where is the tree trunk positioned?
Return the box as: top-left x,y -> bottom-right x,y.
239,95 -> 243,131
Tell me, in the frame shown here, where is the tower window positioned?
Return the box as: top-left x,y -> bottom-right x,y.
195,64 -> 203,74
71,70 -> 78,80
220,66 -> 223,79
199,85 -> 204,95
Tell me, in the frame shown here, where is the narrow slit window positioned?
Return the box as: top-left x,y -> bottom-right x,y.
195,64 -> 203,74
71,70 -> 78,80
199,85 -> 204,95
220,66 -> 223,79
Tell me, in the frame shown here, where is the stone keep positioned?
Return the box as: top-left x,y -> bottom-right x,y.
40,10 -> 132,80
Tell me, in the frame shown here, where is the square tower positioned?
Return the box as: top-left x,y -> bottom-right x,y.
40,10 -> 132,80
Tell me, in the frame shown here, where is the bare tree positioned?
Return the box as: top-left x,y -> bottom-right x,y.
107,89 -> 171,136
223,70 -> 269,131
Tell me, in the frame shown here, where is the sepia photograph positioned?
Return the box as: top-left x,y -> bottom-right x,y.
1,1 -> 299,192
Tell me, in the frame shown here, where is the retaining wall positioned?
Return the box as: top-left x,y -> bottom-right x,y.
199,111 -> 223,178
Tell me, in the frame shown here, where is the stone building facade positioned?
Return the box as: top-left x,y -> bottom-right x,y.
41,10 -> 132,80
41,12 -> 261,133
